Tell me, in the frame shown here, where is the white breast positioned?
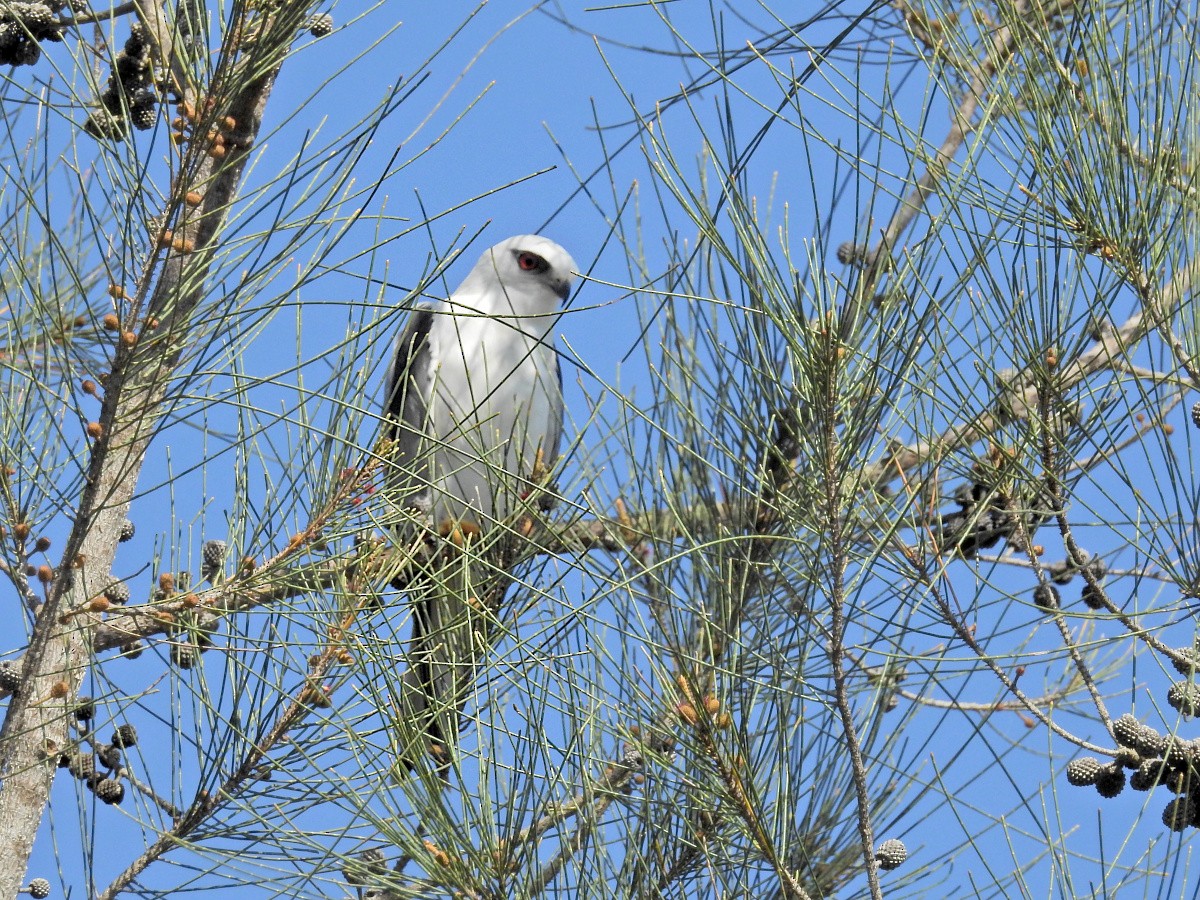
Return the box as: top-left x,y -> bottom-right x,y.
424,312 -> 558,527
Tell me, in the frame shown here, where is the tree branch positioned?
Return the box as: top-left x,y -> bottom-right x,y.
0,3 -> 303,893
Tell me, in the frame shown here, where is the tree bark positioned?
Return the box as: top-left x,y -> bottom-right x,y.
0,11 -> 289,891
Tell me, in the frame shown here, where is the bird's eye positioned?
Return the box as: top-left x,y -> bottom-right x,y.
517,251 -> 548,272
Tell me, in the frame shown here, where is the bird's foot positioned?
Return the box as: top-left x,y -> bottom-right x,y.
438,518 -> 482,547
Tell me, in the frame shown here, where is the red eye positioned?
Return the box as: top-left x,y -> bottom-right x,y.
517,251 -> 547,272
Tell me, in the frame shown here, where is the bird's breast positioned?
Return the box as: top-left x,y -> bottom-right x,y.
424,316 -> 559,524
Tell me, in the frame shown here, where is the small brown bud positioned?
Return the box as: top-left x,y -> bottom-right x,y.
120,331 -> 137,347
90,596 -> 112,613
715,712 -> 733,729
171,236 -> 195,253
86,422 -> 104,439
181,593 -> 200,608
676,702 -> 698,726
158,572 -> 176,594
49,681 -> 69,698
157,230 -> 174,248
185,191 -> 202,206
107,283 -> 127,299
423,840 -> 452,868
73,314 -> 87,328
703,695 -> 721,715
13,522 -> 30,541
220,115 -> 236,130
81,379 -> 98,396
36,565 -> 53,584
208,143 -> 227,159
101,314 -> 120,331
35,536 -> 51,552
309,683 -> 331,708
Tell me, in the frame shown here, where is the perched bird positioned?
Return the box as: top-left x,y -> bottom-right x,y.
383,234 -> 575,771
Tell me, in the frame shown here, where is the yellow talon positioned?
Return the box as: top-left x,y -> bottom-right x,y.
615,497 -> 637,545
439,519 -> 481,547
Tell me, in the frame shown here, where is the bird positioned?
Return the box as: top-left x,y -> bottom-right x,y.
382,234 -> 575,772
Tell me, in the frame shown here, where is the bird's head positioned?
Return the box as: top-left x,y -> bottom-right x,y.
458,234 -> 577,316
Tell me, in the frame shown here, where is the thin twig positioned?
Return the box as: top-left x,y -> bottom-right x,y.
96,590 -> 380,900
528,795 -> 613,896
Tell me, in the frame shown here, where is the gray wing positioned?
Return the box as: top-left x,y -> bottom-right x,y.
383,307 -> 435,512
532,352 -> 564,513
388,306 -> 453,770
545,352 -> 564,465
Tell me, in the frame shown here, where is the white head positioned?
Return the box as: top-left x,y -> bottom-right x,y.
453,234 -> 577,317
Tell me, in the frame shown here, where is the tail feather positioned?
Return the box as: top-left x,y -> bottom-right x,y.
396,560 -> 496,773
393,511 -> 540,775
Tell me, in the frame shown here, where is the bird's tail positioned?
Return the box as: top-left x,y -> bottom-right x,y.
395,551 -> 504,774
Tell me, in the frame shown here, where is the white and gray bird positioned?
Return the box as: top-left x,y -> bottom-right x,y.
383,234 -> 576,770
